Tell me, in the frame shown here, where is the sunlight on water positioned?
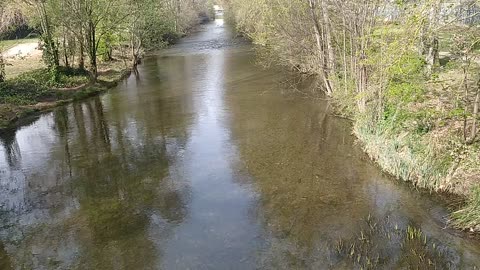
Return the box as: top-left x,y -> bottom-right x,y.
215,18 -> 224,27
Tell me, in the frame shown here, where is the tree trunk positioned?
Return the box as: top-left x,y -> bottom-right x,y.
79,35 -> 85,70
468,78 -> 480,144
320,0 -> 335,75
63,32 -> 69,68
87,16 -> 97,81
0,53 -> 5,82
37,1 -> 59,70
308,0 -> 333,95
423,0 -> 441,77
425,36 -> 439,77
358,57 -> 368,113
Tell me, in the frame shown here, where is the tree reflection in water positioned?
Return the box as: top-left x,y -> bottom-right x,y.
0,85 -> 194,269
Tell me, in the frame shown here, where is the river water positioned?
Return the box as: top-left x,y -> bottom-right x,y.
0,19 -> 479,270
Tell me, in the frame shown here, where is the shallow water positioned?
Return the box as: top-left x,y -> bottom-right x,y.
0,19 -> 479,270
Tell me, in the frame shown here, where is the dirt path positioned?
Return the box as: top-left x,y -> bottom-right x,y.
2,41 -> 44,79
4,42 -> 41,59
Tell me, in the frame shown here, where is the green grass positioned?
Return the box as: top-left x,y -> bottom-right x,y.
0,67 -> 90,105
0,62 -> 130,129
333,215 -> 448,269
355,108 -> 453,184
452,187 -> 480,231
0,38 -> 39,50
355,115 -> 480,232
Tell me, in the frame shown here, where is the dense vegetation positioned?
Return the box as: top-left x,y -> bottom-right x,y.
2,0 -> 480,232
0,0 -> 213,126
1,0 -> 213,81
224,0 -> 480,231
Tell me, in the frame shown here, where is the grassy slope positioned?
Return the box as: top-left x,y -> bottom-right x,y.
350,26 -> 480,232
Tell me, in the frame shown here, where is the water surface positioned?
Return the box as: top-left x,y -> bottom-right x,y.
1,19 -> 480,269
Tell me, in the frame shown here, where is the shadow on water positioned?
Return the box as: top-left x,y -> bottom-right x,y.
0,61 -> 195,268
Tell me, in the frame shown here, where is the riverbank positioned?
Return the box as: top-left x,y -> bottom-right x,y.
330,49 -> 480,233
353,104 -> 480,232
0,15 -> 215,131
224,3 -> 480,233
0,61 -> 131,130
1,20 -> 479,269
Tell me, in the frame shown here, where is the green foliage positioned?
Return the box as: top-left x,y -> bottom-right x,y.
98,32 -> 119,61
381,53 -> 427,131
0,76 -> 52,105
388,54 -> 425,82
0,67 -> 89,105
17,67 -> 89,88
447,107 -> 464,118
38,32 -> 60,81
386,82 -> 425,103
411,109 -> 437,134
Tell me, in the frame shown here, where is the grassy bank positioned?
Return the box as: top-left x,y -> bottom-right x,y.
225,0 -> 480,232
353,114 -> 480,232
0,63 -> 130,129
354,120 -> 480,232
343,25 -> 480,231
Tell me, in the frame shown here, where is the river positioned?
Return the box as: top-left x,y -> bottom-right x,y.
0,19 -> 479,270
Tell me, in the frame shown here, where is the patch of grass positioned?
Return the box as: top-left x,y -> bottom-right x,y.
0,38 -> 39,50
452,186 -> 480,231
333,215 -> 449,269
0,67 -> 90,105
398,226 -> 448,269
355,119 -> 452,190
17,67 -> 90,88
0,77 -> 52,105
0,61 -> 130,129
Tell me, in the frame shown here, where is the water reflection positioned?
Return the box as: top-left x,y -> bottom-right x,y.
0,128 -> 21,169
223,54 -> 480,268
0,65 -> 194,269
0,19 -> 479,270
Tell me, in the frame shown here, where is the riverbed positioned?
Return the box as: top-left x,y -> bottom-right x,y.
0,19 -> 479,270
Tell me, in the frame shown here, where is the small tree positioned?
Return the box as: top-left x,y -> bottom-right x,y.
21,0 -> 60,80
451,29 -> 480,144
